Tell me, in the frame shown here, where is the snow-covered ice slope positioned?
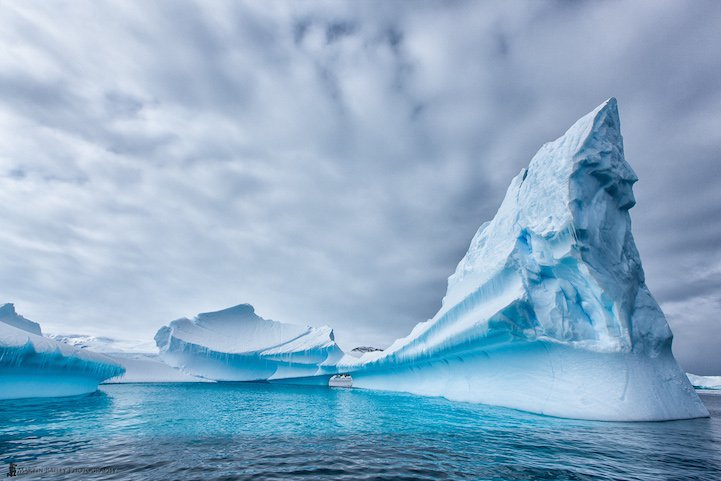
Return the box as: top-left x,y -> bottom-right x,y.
0,304 -> 124,400
338,99 -> 708,421
687,373 -> 721,391
155,304 -> 344,381
48,334 -> 207,383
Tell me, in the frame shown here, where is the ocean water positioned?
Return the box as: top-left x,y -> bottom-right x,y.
1,383 -> 719,481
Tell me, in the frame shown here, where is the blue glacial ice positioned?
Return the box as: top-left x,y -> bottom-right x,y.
155,304 -> 344,381
153,99 -> 708,421
0,304 -> 125,400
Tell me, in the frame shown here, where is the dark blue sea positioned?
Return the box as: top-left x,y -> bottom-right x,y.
1,383 -> 719,480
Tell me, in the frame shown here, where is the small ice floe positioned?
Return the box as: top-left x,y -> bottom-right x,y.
329,374 -> 352,388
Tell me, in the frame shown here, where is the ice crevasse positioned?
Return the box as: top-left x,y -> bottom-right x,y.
0,304 -> 125,400
154,99 -> 708,421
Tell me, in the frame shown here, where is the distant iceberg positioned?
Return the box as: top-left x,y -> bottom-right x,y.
687,373 -> 721,391
0,304 -> 124,400
48,334 -> 207,383
154,304 -> 344,381
0,303 -> 41,335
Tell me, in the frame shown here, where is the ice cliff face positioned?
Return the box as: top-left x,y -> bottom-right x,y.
155,304 -> 344,381
337,99 -> 707,421
0,305 -> 124,399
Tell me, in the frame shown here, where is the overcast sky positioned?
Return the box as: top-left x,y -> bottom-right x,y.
1,0 -> 719,374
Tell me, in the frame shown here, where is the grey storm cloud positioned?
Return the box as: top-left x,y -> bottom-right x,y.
1,0 -> 720,373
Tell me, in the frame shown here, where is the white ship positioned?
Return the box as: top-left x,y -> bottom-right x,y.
329,374 -> 352,388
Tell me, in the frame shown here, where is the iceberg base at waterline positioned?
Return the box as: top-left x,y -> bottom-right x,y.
0,304 -> 124,400
345,341 -> 704,421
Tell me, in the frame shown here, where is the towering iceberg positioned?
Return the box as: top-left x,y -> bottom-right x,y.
155,304 -> 344,381
0,304 -> 124,400
337,98 -> 708,421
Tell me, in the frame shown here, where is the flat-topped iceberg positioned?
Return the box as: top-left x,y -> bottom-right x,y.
335,98 -> 707,421
0,304 -> 124,400
687,373 -> 721,391
155,304 -> 344,381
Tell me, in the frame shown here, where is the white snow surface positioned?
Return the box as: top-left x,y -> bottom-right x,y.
0,305 -> 124,399
687,373 -> 721,391
154,304 -> 344,381
48,334 -> 206,383
103,352 -> 208,383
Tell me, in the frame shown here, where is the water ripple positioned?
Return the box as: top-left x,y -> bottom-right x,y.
1,384 -> 720,480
